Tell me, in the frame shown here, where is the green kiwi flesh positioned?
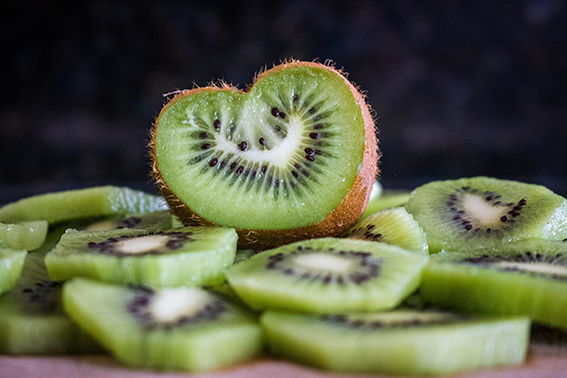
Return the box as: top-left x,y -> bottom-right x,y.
0,253 -> 101,354
225,238 -> 428,313
420,239 -> 567,329
0,248 -> 27,295
45,226 -> 237,288
0,220 -> 48,250
405,176 -> 567,253
62,277 -> 262,371
153,65 -> 367,230
261,310 -> 529,376
78,210 -> 173,232
361,190 -> 411,220
0,186 -> 166,224
344,207 -> 428,254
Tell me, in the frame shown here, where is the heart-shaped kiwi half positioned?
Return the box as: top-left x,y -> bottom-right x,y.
150,60 -> 378,249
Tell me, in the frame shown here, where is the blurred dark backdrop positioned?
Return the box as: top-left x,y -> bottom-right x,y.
1,0 -> 567,203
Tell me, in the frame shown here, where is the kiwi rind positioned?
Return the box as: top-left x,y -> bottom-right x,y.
225,237 -> 429,314
0,248 -> 27,295
261,310 -> 530,375
0,186 -> 166,224
151,60 -> 378,250
405,176 -> 567,253
45,226 -> 238,288
0,253 -> 101,354
0,220 -> 49,251
420,239 -> 567,329
62,277 -> 262,371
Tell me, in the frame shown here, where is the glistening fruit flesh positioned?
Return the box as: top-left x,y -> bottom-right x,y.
151,61 -> 378,249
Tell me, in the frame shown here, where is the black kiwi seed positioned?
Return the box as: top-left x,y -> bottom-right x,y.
239,142 -> 248,151
230,162 -> 237,170
305,148 -> 315,155
309,133 -> 320,139
236,166 -> 244,175
259,137 -> 265,146
209,158 -> 218,167
213,119 -> 221,130
201,143 -> 211,150
271,107 -> 280,117
274,125 -> 281,132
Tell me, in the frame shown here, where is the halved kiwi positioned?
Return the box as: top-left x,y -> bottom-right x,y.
0,186 -> 166,224
225,238 -> 428,313
63,277 -> 262,371
45,226 -> 237,288
420,239 -> 567,329
404,176 -> 567,253
261,309 -> 529,375
0,253 -> 101,354
151,60 -> 378,250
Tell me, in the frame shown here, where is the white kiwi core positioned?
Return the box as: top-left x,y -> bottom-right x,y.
117,235 -> 169,254
463,194 -> 508,225
293,253 -> 353,273
149,288 -> 211,323
494,261 -> 567,277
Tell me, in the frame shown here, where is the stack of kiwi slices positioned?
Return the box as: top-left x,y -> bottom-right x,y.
2,60 -> 567,376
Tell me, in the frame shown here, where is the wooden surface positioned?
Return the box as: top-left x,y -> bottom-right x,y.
1,326 -> 566,378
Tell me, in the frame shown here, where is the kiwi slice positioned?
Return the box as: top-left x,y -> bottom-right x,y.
45,226 -> 237,288
344,207 -> 428,254
0,253 -> 101,354
0,186 -> 166,224
420,239 -> 567,329
79,210 -> 173,232
361,189 -> 411,220
225,238 -> 428,313
0,248 -> 27,295
0,220 -> 48,250
63,277 -> 262,371
261,309 -> 530,375
404,176 -> 567,253
151,61 -> 378,250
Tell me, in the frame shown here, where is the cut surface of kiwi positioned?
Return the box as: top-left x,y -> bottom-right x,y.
0,220 -> 49,251
344,207 -> 428,254
261,309 -> 529,376
405,176 -> 567,253
63,277 -> 262,372
420,239 -> 567,329
79,210 -> 173,232
0,248 -> 27,295
0,253 -> 101,354
225,238 -> 428,313
151,61 -> 378,249
0,186 -> 166,224
45,226 -> 237,288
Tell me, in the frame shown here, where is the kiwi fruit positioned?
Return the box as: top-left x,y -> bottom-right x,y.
0,248 -> 27,295
404,176 -> 567,253
63,277 -> 262,371
225,237 -> 428,313
150,60 -> 378,250
78,210 -> 173,232
45,226 -> 237,288
0,220 -> 48,250
360,189 -> 411,220
344,207 -> 428,254
261,309 -> 530,375
0,186 -> 166,224
419,239 -> 567,329
0,253 -> 101,354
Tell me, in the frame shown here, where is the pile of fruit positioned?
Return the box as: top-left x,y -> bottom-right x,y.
1,61 -> 566,376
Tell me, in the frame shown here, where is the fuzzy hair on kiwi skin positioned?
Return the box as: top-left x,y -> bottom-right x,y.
149,59 -> 379,250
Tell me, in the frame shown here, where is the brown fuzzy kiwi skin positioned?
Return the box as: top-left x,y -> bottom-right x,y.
149,60 -> 379,250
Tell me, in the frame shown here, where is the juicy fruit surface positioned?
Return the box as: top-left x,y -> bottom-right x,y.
0,253 -> 100,354
0,186 -> 166,224
361,190 -> 411,220
63,277 -> 262,371
420,239 -> 567,329
153,64 -> 371,231
345,207 -> 429,254
261,310 -> 529,375
45,226 -> 237,288
405,176 -> 567,253
0,248 -> 27,295
225,238 -> 428,313
0,220 -> 49,250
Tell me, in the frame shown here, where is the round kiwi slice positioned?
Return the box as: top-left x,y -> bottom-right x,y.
45,226 -> 237,288
0,253 -> 101,354
344,207 -> 429,254
0,248 -> 27,295
420,239 -> 567,330
150,61 -> 378,250
0,220 -> 48,251
404,176 -> 567,253
0,186 -> 166,224
224,238 -> 428,314
62,277 -> 262,372
261,309 -> 529,375
79,210 -> 173,232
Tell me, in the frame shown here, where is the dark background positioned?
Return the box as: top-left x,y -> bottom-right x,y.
1,0 -> 566,204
